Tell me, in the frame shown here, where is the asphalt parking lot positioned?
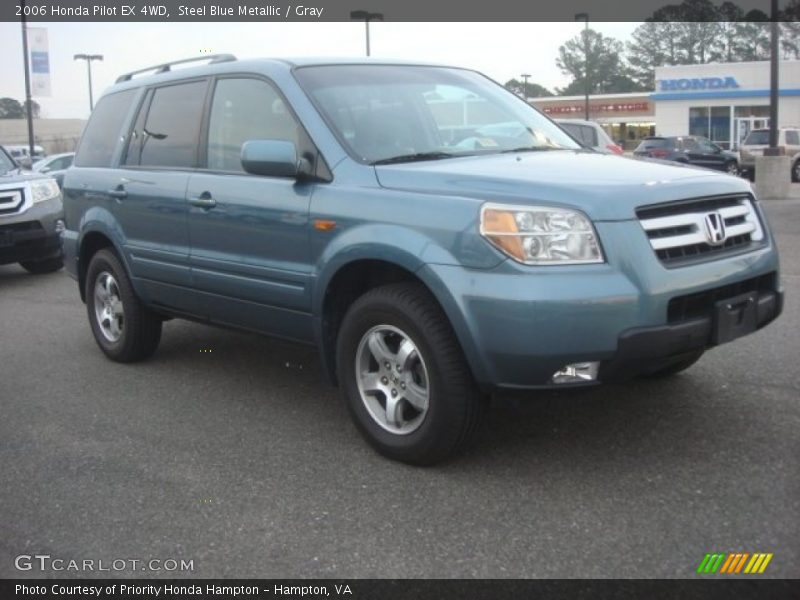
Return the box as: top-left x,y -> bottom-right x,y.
1,198 -> 798,579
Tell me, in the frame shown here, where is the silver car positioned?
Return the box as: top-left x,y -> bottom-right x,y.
555,119 -> 623,155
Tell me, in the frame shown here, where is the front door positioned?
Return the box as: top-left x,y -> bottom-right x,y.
186,76 -> 316,342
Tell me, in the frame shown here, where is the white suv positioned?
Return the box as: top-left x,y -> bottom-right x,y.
739,127 -> 800,182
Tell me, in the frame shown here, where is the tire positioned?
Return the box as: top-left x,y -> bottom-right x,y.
336,282 -> 485,465
725,161 -> 739,176
792,160 -> 800,183
19,256 -> 63,274
85,248 -> 162,362
642,350 -> 703,379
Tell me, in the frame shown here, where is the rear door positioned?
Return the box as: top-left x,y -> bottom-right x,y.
185,76 -> 318,341
116,79 -> 208,311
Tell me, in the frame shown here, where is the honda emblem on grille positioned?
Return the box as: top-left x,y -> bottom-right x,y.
703,212 -> 727,246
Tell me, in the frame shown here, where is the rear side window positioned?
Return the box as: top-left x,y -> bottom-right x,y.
135,80 -> 207,169
74,89 -> 137,168
785,130 -> 799,145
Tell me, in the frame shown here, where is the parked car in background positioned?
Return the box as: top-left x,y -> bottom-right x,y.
0,145 -> 64,274
739,127 -> 800,182
63,56 -> 781,465
3,144 -> 46,169
32,152 -> 75,188
555,119 -> 623,154
634,136 -> 739,175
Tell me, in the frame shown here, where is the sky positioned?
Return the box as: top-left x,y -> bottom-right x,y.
0,21 -> 639,119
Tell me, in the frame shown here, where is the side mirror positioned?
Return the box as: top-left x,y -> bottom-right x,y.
40,166 -> 51,173
241,140 -> 312,179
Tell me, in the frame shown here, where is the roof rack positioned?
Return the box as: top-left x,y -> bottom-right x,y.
115,54 -> 237,83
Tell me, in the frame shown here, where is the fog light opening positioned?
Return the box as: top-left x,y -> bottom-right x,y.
551,361 -> 600,384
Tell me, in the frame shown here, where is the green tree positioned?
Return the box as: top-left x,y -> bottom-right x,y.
556,28 -> 645,95
780,0 -> 800,59
625,0 -> 777,90
503,78 -> 554,98
23,99 -> 40,119
0,97 -> 25,119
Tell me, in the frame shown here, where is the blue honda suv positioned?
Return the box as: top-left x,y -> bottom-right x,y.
62,56 -> 782,464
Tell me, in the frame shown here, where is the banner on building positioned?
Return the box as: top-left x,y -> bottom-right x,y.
27,27 -> 51,97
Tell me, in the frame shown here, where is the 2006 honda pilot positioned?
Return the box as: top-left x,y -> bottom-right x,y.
62,56 -> 783,464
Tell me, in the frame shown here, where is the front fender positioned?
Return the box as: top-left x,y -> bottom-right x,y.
311,223 -> 462,316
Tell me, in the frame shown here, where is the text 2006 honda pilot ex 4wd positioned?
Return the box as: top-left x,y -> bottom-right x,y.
62,56 -> 783,464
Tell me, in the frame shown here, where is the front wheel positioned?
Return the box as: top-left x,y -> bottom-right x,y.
336,283 -> 485,465
85,248 -> 162,362
792,160 -> 800,183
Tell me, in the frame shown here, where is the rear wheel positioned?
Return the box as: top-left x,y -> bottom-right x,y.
85,249 -> 162,362
792,160 -> 800,183
336,283 -> 485,465
19,256 -> 63,274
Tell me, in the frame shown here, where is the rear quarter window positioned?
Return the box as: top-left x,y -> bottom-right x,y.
636,138 -> 670,150
560,123 -> 596,146
74,89 -> 137,168
743,130 -> 770,145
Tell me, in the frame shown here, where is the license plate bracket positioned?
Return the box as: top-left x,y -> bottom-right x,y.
712,291 -> 759,345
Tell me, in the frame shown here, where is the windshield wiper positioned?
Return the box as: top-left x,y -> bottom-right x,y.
371,151 -> 457,166
501,146 -> 569,154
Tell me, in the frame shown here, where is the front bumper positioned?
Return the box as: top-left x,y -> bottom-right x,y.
420,218 -> 781,391
599,287 -> 782,382
0,197 -> 64,265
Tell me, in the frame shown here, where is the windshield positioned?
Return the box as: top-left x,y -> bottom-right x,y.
294,65 -> 580,164
0,148 -> 17,173
743,130 -> 770,146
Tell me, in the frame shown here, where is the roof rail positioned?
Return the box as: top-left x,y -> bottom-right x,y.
115,54 -> 237,83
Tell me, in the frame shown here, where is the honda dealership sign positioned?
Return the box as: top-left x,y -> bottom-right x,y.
658,77 -> 740,92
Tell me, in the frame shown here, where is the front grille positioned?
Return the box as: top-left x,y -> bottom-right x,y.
0,187 -> 25,215
637,195 -> 765,266
667,272 -> 776,323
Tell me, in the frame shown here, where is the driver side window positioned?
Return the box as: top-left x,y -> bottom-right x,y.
206,78 -> 299,173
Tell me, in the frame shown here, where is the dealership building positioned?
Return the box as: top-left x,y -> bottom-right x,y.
532,60 -> 800,151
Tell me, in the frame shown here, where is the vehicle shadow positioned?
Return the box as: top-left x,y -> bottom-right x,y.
151,318 -> 725,474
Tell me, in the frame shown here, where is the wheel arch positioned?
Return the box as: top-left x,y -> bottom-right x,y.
76,224 -> 128,303
315,254 -> 485,388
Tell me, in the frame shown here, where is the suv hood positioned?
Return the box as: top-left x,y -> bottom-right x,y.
374,151 -> 752,221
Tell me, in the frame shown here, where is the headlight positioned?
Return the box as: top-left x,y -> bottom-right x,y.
30,178 -> 60,204
480,203 -> 604,265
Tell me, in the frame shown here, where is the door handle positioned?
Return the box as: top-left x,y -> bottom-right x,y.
189,192 -> 217,209
106,187 -> 127,200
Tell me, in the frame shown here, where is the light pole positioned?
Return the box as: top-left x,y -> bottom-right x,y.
520,73 -> 531,101
350,10 -> 383,57
574,12 -> 590,120
766,0 -> 779,154
74,53 -> 103,111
